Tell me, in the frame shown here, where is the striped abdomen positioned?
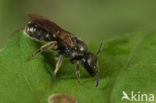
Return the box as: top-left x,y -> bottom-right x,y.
25,22 -> 56,41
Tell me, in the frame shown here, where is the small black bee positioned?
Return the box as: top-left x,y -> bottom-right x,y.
24,14 -> 103,87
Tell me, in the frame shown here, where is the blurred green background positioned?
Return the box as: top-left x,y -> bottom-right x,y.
1,0 -> 156,48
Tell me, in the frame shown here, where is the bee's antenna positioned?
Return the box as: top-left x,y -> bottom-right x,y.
95,42 -> 103,62
96,69 -> 99,87
95,42 -> 103,87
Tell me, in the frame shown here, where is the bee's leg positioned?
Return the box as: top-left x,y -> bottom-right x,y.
52,55 -> 63,80
76,62 -> 80,84
27,41 -> 58,61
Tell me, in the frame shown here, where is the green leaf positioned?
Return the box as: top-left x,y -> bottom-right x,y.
0,31 -> 156,103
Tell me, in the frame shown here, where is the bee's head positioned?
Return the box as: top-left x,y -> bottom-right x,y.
81,42 -> 103,87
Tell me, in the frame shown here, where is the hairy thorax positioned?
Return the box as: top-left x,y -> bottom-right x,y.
58,37 -> 88,60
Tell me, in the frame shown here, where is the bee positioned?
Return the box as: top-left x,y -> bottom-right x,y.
24,14 -> 103,87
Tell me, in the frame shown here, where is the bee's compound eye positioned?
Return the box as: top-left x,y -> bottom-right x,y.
81,52 -> 97,76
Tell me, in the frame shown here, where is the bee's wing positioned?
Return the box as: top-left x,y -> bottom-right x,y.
27,14 -> 63,33
27,14 -> 75,47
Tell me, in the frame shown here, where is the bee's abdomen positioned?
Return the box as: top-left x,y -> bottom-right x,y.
25,22 -> 56,41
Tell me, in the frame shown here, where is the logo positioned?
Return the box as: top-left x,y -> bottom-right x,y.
121,91 -> 154,102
